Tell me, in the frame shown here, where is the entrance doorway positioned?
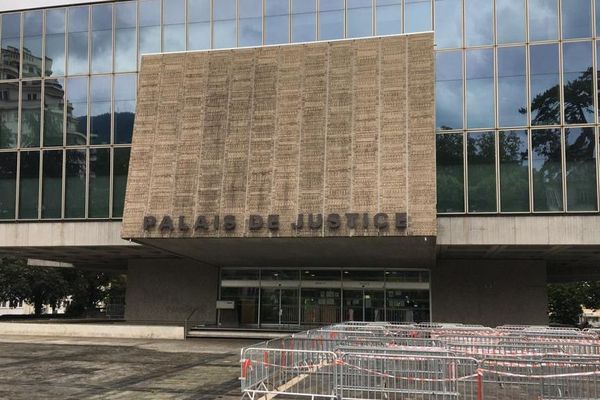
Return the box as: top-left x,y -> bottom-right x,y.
343,290 -> 385,322
260,288 -> 299,326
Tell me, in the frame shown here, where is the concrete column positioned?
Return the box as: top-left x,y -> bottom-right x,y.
125,258 -> 218,324
431,260 -> 548,327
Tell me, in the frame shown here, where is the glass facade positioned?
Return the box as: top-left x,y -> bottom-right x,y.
0,0 -> 599,219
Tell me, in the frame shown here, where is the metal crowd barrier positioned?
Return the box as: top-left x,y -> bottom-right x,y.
241,322 -> 600,399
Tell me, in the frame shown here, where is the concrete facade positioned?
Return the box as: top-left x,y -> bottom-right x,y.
431,260 -> 548,327
122,34 -> 436,241
124,258 -> 218,323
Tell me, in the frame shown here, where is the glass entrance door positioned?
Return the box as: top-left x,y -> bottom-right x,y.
343,290 -> 384,322
260,288 -> 299,326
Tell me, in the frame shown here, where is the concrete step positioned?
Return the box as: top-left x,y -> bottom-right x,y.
186,328 -> 298,340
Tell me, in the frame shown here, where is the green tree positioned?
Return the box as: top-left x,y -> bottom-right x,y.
548,281 -> 600,326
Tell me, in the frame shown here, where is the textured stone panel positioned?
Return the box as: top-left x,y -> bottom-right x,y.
122,34 -> 435,239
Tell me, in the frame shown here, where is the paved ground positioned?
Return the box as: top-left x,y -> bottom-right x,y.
0,335 -> 257,400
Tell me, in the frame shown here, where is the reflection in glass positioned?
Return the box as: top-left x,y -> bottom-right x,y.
113,147 -> 130,217
343,270 -> 383,281
465,0 -> 492,46
597,0 -> 600,37
222,269 -> 259,280
19,151 -> 39,219
220,287 -> 259,326
466,49 -> 494,129
434,0 -> 461,49
405,0 -> 431,32
163,0 -> 185,51
66,77 -> 88,145
1,14 -> 21,79
302,269 -> 341,280
292,0 -> 316,42
347,0 -> 372,38
23,11 -> 43,78
467,131 -> 496,212
45,9 -> 66,77
65,149 -> 86,218
386,289 -> 430,323
67,7 -> 89,75
20,80 -> 42,148
496,0 -> 525,44
214,0 -> 237,48
44,78 -> 65,147
139,0 -> 161,54
91,4 -> 113,74
499,130 -> 529,212
530,44 -> 560,126
90,76 -> 111,145
89,148 -> 110,218
0,152 -> 16,219
240,0 -> 262,47
436,133 -> 464,213
562,0 -> 591,39
265,0 -> 289,44
301,288 -> 340,325
115,2 -> 137,72
563,42 -> 593,125
532,129 -> 563,211
435,51 -> 462,130
376,0 -> 401,35
42,150 -> 62,218
319,0 -> 344,40
565,128 -> 597,211
0,82 -> 19,148
498,46 -> 527,127
188,0 -> 211,50
529,0 -> 558,41
114,74 -> 136,144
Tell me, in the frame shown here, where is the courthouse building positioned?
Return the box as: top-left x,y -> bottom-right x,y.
0,0 -> 599,328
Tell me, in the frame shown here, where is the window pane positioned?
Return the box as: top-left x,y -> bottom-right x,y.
1,14 -> 21,78
530,44 -> 560,125
115,28 -> 137,72
114,74 -> 136,144
265,0 -> 289,44
465,0 -> 492,46
188,0 -> 211,50
163,0 -> 185,51
436,133 -> 464,213
0,82 -> 19,148
597,0 -> 600,37
45,9 -> 66,77
23,11 -> 43,78
532,129 -> 563,211
563,42 -> 593,125
214,0 -> 237,49
20,80 -> 42,148
467,131 -> 496,212
140,0 -> 161,54
113,147 -> 130,217
562,0 -> 591,39
405,0 -> 431,32
66,77 -> 88,145
466,49 -> 494,129
116,1 -> 136,28
347,0 -> 372,38
89,148 -> 110,218
91,4 -> 113,74
292,0 -> 316,42
65,149 -> 86,218
498,46 -> 527,127
19,151 -> 39,219
376,0 -> 401,35
319,0 -> 344,40
0,152 -> 16,219
435,0 -> 461,49
67,7 -> 89,75
240,0 -> 263,47
44,78 -> 65,147
529,0 -> 558,41
435,51 -> 462,130
496,0 -> 525,44
42,150 -> 62,218
566,127 -> 597,211
90,76 -> 111,145
499,130 -> 529,212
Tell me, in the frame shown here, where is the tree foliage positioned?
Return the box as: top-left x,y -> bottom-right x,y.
548,282 -> 600,326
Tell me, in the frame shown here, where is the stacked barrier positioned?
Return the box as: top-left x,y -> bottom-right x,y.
240,322 -> 600,399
